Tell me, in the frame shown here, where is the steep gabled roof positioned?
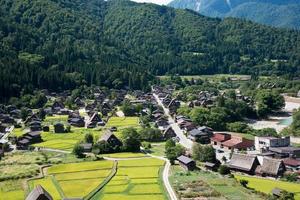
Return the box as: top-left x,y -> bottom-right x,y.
229,154 -> 258,172
26,185 -> 53,200
261,158 -> 285,176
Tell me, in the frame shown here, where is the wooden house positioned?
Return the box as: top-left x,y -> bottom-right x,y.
228,154 -> 259,175
177,155 -> 196,171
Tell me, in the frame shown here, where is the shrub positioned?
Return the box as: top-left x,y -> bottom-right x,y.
218,165 -> 230,175
239,179 -> 248,188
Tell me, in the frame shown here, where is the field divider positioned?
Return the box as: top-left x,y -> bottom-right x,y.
50,167 -> 113,175
84,160 -> 118,200
50,175 -> 66,199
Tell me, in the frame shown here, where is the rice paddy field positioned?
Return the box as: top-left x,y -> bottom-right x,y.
102,152 -> 148,158
28,160 -> 114,199
93,158 -> 167,200
106,117 -> 140,138
235,175 -> 300,200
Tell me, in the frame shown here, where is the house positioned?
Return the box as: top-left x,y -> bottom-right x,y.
177,155 -> 196,171
163,126 -> 176,140
68,117 -> 85,127
52,101 -> 65,113
54,123 -> 65,133
211,133 -> 231,146
204,162 -> 219,171
79,143 -> 93,153
74,97 -> 85,107
272,188 -> 283,198
255,136 -> 290,152
283,158 -> 300,171
256,158 -> 286,178
228,154 -> 259,175
0,124 -> 7,133
17,132 -> 42,149
268,147 -> 300,158
26,185 -> 53,200
99,131 -> 122,148
187,127 -> 213,143
29,121 -> 42,132
221,136 -> 254,151
155,118 -> 169,130
24,114 -> 40,125
87,113 -> 103,128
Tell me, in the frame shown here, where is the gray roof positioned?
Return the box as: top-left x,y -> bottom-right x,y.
261,158 -> 284,176
229,154 -> 257,171
177,155 -> 194,165
269,147 -> 300,153
100,130 -> 114,141
26,185 -> 53,200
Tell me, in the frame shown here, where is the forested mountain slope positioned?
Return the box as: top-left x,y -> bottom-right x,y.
0,0 -> 300,100
168,0 -> 300,29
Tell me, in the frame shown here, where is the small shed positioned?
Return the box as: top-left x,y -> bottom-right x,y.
54,123 -> 65,133
177,155 -> 196,171
204,162 -> 218,171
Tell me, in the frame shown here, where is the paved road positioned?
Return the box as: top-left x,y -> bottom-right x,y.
153,94 -> 193,149
148,154 -> 178,200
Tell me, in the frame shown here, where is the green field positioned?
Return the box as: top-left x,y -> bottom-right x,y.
102,152 -> 148,158
44,115 -> 69,125
94,158 -> 167,200
28,160 -> 114,199
149,143 -> 166,157
33,127 -> 101,151
235,175 -> 300,200
106,117 -> 141,138
0,180 -> 25,200
170,166 -> 264,200
11,128 -> 26,137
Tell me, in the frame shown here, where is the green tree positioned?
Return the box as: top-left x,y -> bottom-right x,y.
73,143 -> 85,158
192,144 -> 216,162
121,128 -> 141,152
85,133 -> 94,144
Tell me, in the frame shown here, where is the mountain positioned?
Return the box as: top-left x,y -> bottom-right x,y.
168,0 -> 300,29
0,0 -> 300,100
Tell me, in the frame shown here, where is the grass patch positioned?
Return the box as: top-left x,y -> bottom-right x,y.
44,115 -> 69,125
0,152 -> 46,165
0,164 -> 39,181
150,143 -> 166,157
0,180 -> 25,200
170,166 -> 264,200
235,175 -> 300,199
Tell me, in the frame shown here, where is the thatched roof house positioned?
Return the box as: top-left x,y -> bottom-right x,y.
26,185 -> 53,200
228,154 -> 259,175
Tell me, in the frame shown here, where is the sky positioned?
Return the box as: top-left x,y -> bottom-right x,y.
131,0 -> 172,5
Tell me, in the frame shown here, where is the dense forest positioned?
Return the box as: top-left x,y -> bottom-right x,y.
1,0 -> 300,101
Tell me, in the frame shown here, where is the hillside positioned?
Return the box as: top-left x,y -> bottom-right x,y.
168,0 -> 300,29
0,0 -> 300,100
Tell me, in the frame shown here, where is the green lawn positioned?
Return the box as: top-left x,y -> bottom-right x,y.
169,166 -> 264,200
149,143 -> 166,157
44,115 -> 69,125
235,175 -> 300,200
93,158 -> 167,200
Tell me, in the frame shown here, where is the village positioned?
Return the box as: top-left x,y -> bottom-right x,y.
0,76 -> 300,200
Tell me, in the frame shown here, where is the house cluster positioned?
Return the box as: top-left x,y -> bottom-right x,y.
224,136 -> 300,178
187,91 -> 217,108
